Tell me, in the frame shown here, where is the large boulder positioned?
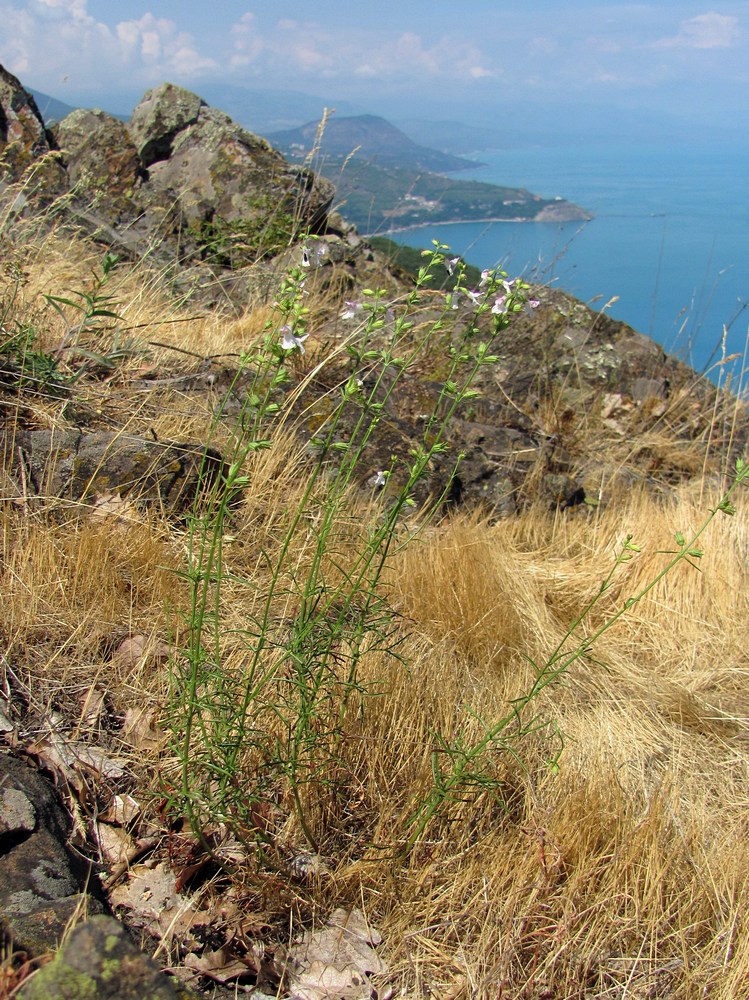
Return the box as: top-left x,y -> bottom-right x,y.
126,83 -> 335,262
0,65 -> 50,172
52,109 -> 142,217
3,429 -> 227,514
0,64 -> 67,203
0,752 -> 107,956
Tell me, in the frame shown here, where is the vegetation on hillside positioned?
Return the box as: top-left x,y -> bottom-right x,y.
1,207 -> 748,1000
286,152 -> 587,233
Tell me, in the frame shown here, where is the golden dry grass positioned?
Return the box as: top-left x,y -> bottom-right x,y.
2,229 -> 749,998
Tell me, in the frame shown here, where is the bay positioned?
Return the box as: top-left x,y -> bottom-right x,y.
387,141 -> 749,381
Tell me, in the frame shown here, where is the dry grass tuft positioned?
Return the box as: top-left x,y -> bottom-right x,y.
2,230 -> 749,997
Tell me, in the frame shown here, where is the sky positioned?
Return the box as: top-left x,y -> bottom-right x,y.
0,1 -> 747,132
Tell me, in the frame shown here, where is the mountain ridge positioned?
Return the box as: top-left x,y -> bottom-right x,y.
269,114 -> 479,174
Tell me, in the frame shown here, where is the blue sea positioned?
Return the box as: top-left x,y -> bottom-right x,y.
387,141 -> 749,381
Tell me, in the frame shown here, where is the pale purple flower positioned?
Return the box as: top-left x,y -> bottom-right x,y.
465,289 -> 483,307
302,241 -> 328,268
280,324 -> 308,354
491,294 -> 508,315
528,297 -> 541,310
341,300 -> 363,320
445,256 -> 460,276
479,269 -> 492,288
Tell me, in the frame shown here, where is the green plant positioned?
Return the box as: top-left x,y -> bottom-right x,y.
0,252 -> 70,396
165,239 -> 537,856
41,253 -> 151,375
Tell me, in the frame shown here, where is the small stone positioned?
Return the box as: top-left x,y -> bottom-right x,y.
0,787 -> 36,838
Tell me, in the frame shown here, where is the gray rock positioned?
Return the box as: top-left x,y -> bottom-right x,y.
0,64 -> 68,204
126,82 -> 335,256
0,64 -> 50,170
0,786 -> 36,838
17,914 -> 200,1000
128,83 -> 204,166
4,429 -> 226,513
0,752 -> 107,957
53,109 -> 142,219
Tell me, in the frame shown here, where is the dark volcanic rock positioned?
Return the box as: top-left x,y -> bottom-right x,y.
0,752 -> 107,957
4,429 -> 226,513
0,65 -> 50,170
17,914 -> 199,999
0,64 -> 67,203
53,109 -> 143,215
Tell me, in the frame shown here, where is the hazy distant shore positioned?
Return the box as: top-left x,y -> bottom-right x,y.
370,208 -> 591,236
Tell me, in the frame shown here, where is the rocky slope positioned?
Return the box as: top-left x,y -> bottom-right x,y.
1,64 -> 744,516
1,62 -> 747,999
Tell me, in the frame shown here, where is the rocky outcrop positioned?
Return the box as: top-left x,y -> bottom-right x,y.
0,67 -> 335,268
0,65 -> 50,167
2,429 -> 226,514
17,915 -> 199,999
0,752 -> 108,957
0,65 -> 68,205
0,753 -> 201,999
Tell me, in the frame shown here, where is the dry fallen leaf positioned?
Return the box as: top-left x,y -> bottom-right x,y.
93,819 -> 134,866
88,490 -> 139,525
112,634 -> 171,671
183,944 -> 260,984
27,729 -> 126,794
120,705 -> 167,752
287,908 -> 387,1000
109,860 -> 223,958
79,683 -> 109,728
98,792 -> 142,826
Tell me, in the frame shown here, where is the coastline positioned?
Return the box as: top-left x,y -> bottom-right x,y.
367,208 -> 592,237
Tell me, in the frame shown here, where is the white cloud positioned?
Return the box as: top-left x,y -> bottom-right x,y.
653,12 -> 740,50
1,1 -> 217,97
33,0 -> 89,18
353,31 -> 495,82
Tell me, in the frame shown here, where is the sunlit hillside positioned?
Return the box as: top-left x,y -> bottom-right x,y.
2,223 -> 749,999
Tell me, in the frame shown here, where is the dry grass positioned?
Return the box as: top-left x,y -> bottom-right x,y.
2,228 -> 749,998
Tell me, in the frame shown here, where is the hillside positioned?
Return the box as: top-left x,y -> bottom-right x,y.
2,66 -> 749,1000
271,114 -> 590,233
27,86 -> 87,124
270,113 -> 478,173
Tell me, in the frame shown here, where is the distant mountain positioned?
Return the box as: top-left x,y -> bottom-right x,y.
27,88 -> 80,125
394,119 -> 513,156
269,115 -> 479,174
197,83 -> 365,136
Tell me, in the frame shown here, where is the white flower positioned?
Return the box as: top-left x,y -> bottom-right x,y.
491,294 -> 508,315
341,300 -> 363,320
373,470 -> 388,487
280,324 -> 308,354
445,256 -> 460,275
465,289 -> 483,307
479,269 -> 492,288
302,241 -> 328,268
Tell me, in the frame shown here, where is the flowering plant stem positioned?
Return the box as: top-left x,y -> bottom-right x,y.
166,239 -> 553,855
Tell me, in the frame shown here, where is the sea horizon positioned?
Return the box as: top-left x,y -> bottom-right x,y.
386,138 -> 749,385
